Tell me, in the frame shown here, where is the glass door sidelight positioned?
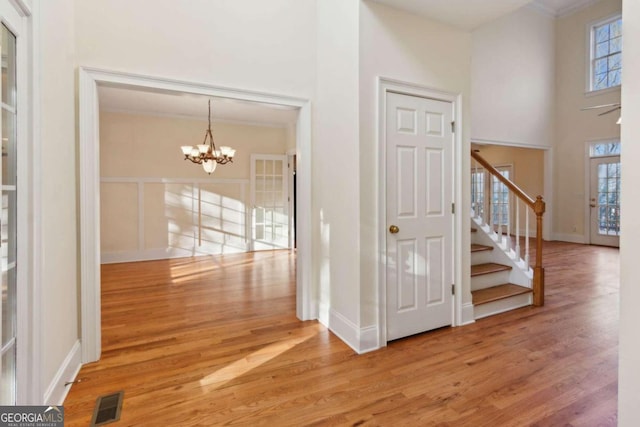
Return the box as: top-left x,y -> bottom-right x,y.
0,23 -> 17,405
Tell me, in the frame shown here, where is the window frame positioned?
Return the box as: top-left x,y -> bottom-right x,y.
587,13 -> 623,94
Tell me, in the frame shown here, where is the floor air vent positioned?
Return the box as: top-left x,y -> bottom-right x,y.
90,391 -> 124,426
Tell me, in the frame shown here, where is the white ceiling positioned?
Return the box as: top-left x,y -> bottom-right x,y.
98,85 -> 299,127
370,0 -> 595,30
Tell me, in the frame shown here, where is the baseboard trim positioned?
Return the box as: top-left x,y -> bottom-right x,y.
461,302 -> 476,326
552,233 -> 587,244
101,246 -> 249,264
328,309 -> 379,354
43,340 -> 82,405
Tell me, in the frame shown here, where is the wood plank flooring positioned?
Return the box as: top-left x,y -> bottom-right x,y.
63,242 -> 619,426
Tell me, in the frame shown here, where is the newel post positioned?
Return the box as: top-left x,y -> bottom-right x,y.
533,196 -> 546,306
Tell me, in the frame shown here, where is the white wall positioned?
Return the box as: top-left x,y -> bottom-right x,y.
99,111 -> 288,262
38,0 -> 80,402
619,0 -> 640,423
471,5 -> 556,148
359,1 -> 472,327
74,0 -> 316,99
315,0 -> 362,344
554,0 -> 621,241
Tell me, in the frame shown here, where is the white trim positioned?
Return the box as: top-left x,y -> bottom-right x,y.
8,0 -> 30,17
461,302 -> 475,326
583,138 -> 621,244
585,12 -> 622,94
377,77 -> 462,346
27,0 -> 42,405
79,67 -> 315,364
296,102 -> 314,321
527,1 -> 556,18
100,176 -> 249,185
328,309 -> 378,354
101,247 -> 251,264
471,137 -> 551,150
558,0 -> 599,18
552,233 -> 587,244
43,340 -> 81,405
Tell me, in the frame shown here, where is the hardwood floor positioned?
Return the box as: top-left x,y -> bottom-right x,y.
64,243 -> 619,426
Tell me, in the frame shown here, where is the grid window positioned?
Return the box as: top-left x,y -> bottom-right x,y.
591,16 -> 622,91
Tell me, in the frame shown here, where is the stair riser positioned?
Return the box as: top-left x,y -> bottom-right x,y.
471,270 -> 510,291
474,293 -> 532,319
471,251 -> 495,265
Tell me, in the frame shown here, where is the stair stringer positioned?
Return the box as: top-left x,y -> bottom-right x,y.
471,216 -> 532,289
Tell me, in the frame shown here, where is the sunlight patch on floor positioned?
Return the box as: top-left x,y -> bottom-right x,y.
199,325 -> 320,391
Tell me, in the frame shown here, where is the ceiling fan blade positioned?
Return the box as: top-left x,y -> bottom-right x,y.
581,103 -> 621,111
597,106 -> 622,116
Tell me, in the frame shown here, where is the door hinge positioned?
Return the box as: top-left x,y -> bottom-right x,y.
451,203 -> 455,214
451,284 -> 455,295
451,121 -> 455,133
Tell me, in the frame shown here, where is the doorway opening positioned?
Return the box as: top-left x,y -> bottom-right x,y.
79,68 -> 313,363
588,140 -> 620,247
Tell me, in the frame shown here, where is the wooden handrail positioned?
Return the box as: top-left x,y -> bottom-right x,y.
471,150 -> 537,210
471,148 -> 546,306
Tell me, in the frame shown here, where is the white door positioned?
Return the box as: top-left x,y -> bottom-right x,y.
250,154 -> 289,250
590,156 -> 620,247
386,92 -> 454,341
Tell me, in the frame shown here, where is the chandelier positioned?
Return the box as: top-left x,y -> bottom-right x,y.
180,99 -> 235,174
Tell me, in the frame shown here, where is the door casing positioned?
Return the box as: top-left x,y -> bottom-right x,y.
377,78 -> 464,346
78,68 -> 314,363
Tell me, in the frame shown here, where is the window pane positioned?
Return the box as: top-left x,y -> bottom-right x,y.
609,53 -> 622,70
594,73 -> 608,90
595,24 -> 610,43
1,268 -> 16,347
0,347 -> 16,405
610,37 -> 622,54
0,24 -> 17,406
595,58 -> 608,74
596,41 -> 609,58
1,28 -> 16,108
2,110 -> 16,187
609,69 -> 621,87
611,19 -> 622,37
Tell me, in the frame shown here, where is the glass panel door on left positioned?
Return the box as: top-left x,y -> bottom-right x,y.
0,23 -> 17,405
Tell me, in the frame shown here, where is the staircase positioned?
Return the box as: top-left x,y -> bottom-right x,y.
470,224 -> 533,319
470,149 -> 546,319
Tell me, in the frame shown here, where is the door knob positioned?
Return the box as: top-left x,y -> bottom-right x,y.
389,225 -> 399,234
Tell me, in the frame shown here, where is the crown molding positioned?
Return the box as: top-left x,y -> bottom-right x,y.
528,0 -> 600,19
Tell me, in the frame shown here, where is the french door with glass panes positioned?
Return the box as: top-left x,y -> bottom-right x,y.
590,156 -> 620,247
471,165 -> 513,231
1,18 -> 18,405
491,166 -> 512,229
250,155 -> 290,250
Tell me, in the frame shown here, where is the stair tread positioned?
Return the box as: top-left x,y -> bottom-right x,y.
471,262 -> 512,276
471,244 -> 493,253
472,283 -> 532,305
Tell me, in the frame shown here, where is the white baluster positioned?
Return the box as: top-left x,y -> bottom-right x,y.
525,208 -> 530,269
505,191 -> 511,251
472,160 -> 477,218
498,182 -> 503,244
483,171 -> 487,227
515,199 -> 521,260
